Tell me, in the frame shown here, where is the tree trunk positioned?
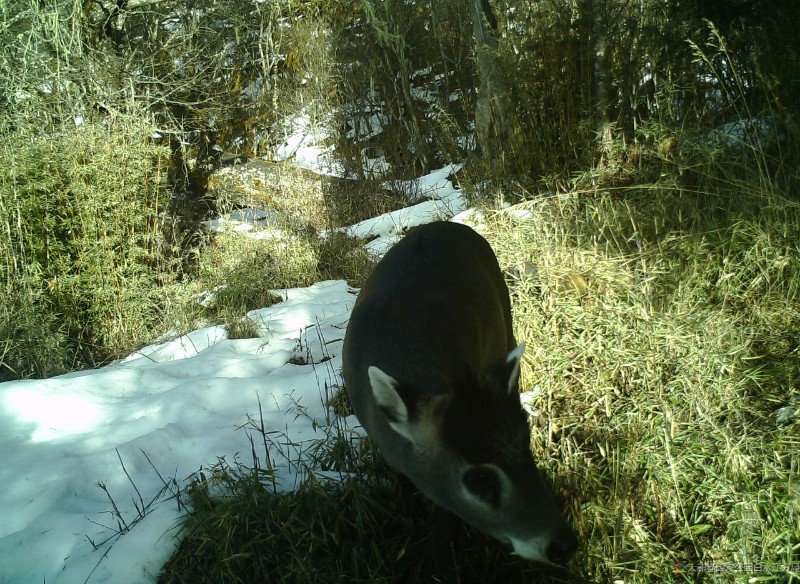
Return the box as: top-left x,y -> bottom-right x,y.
469,0 -> 512,164
591,0 -> 613,160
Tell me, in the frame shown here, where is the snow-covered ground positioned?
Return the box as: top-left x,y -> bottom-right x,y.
0,280 -> 355,584
0,111 -> 472,583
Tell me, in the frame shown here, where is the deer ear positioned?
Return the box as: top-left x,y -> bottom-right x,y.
503,343 -> 525,395
368,366 -> 414,441
482,343 -> 526,396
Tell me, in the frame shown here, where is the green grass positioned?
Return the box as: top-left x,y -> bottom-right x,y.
0,115 -> 174,378
483,156 -> 800,581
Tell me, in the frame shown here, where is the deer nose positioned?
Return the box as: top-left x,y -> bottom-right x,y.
546,530 -> 579,565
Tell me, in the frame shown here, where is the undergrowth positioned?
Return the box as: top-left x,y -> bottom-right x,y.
0,115 -> 174,378
483,136 -> 800,582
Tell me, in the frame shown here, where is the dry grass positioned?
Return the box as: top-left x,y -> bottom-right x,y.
208,161 -> 329,232
482,186 -> 800,582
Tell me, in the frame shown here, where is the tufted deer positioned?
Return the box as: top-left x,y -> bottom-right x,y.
342,221 -> 578,567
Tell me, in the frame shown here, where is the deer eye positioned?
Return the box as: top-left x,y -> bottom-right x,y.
462,466 -> 502,508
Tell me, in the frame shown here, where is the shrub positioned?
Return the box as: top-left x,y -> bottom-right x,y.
0,115 -> 173,378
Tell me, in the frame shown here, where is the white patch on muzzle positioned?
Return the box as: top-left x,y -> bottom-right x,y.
508,535 -> 551,564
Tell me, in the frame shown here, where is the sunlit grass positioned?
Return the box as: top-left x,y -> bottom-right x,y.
484,174 -> 800,582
